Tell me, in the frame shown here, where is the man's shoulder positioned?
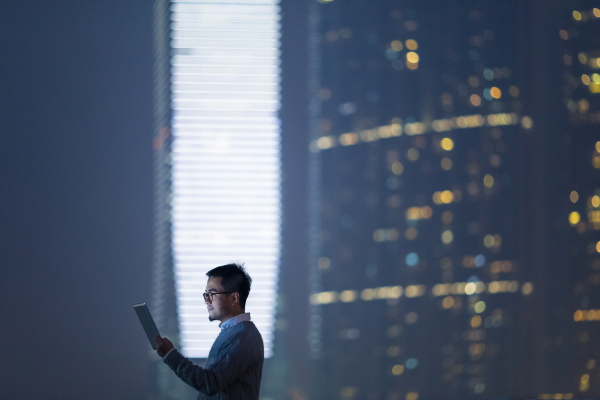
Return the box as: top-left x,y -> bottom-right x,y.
215,321 -> 264,358
233,320 -> 262,338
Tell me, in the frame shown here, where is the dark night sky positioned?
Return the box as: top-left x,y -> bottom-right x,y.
0,2 -> 155,398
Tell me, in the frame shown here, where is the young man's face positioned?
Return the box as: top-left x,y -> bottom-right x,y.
205,276 -> 235,322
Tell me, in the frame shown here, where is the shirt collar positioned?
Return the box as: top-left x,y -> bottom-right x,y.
219,312 -> 251,329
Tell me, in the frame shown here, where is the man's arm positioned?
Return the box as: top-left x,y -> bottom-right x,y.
154,336 -> 174,357
155,330 -> 262,396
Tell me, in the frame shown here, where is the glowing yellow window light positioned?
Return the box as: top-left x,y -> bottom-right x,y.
392,365 -> 405,375
596,141 -> 600,153
483,174 -> 495,188
582,74 -> 591,85
441,230 -> 454,244
521,282 -> 534,295
392,161 -> 404,175
406,392 -> 419,400
521,116 -> 533,129
592,196 -> 600,208
406,39 -> 418,50
339,290 -> 357,303
569,211 -> 581,226
573,10 -> 582,21
580,374 -> 590,391
406,52 -> 419,63
594,8 -> 600,18
490,87 -> 502,99
439,190 -> 454,204
440,137 -> 454,151
474,301 -> 486,313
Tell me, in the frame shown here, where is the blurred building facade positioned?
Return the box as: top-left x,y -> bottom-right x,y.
562,1 -> 600,396
305,1 -> 592,399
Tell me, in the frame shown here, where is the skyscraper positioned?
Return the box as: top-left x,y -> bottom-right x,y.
307,2 -> 542,399
562,2 -> 600,395
151,0 -> 283,398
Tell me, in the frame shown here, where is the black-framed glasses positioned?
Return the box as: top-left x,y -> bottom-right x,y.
203,291 -> 232,302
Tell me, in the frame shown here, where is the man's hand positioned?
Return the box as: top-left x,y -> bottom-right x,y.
154,335 -> 175,358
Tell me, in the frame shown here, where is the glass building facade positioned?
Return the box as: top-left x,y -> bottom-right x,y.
307,1 -> 541,399
563,1 -> 600,396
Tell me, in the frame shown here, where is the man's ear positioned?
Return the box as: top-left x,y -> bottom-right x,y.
232,292 -> 239,305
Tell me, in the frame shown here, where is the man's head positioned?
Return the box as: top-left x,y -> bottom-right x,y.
204,263 -> 252,322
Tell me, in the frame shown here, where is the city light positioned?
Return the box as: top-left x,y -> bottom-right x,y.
309,113 -> 530,152
310,280 -> 532,305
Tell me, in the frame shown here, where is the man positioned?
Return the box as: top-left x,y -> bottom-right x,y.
154,263 -> 264,399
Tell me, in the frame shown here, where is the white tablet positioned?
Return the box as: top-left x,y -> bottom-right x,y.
134,303 -> 160,350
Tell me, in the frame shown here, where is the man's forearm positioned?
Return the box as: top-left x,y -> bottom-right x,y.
163,349 -> 221,396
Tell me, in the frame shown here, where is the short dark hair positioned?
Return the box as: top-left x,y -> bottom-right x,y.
206,263 -> 252,309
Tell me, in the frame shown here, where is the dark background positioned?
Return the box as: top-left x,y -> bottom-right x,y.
0,2 -> 154,398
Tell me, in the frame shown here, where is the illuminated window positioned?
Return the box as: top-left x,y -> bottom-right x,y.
441,230 -> 454,244
521,116 -> 533,129
571,191 -> 579,203
392,364 -> 405,375
490,87 -> 501,99
559,29 -> 569,40
441,157 -> 453,170
474,301 -> 486,313
483,174 -> 494,188
406,392 -> 419,400
440,138 -> 454,151
391,40 -> 403,51
582,74 -> 591,85
405,39 -> 418,50
170,0 -> 281,358
392,161 -> 404,175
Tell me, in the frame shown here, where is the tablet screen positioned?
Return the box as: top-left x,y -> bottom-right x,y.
134,303 -> 160,350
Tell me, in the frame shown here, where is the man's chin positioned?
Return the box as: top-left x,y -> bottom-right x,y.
208,315 -> 216,322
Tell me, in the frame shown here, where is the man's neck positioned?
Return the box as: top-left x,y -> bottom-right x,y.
219,310 -> 245,325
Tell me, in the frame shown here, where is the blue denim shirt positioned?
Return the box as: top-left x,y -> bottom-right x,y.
163,313 -> 264,400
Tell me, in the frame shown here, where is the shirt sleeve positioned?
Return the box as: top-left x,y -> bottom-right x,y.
162,348 -> 176,360
163,329 -> 261,396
